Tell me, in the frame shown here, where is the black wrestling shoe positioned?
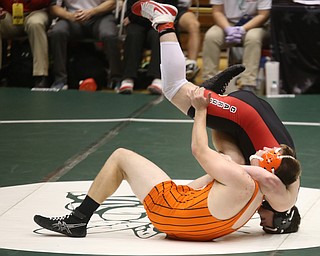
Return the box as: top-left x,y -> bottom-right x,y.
200,64 -> 245,94
34,209 -> 88,237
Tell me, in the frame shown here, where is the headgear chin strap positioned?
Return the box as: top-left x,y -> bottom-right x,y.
249,147 -> 295,173
261,201 -> 297,234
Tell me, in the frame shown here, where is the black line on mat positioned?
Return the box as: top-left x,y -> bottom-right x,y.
42,96 -> 164,182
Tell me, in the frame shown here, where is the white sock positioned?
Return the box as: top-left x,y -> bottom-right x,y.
160,42 -> 188,101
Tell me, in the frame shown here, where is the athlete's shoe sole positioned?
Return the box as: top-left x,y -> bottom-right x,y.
200,64 -> 245,94
132,0 -> 177,29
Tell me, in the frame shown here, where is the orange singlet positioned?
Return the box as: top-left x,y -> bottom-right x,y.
143,180 -> 260,241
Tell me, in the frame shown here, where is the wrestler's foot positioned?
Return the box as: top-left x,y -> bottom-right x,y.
200,64 -> 245,94
132,0 -> 177,29
34,209 -> 88,237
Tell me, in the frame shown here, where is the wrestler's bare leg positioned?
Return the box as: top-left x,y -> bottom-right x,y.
88,148 -> 171,203
211,130 -> 245,165
159,32 -> 245,114
160,32 -> 245,163
160,32 -> 197,114
34,149 -> 171,237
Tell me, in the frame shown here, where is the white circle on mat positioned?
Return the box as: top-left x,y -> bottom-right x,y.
0,180 -> 319,255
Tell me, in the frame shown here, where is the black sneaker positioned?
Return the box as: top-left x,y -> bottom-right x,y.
34,209 -> 88,237
200,64 -> 245,94
33,76 -> 49,89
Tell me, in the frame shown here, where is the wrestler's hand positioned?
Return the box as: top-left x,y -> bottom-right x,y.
187,87 -> 210,110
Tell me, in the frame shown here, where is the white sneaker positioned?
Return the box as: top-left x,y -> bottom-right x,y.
118,79 -> 134,94
186,59 -> 200,81
147,78 -> 162,95
131,0 -> 177,29
50,81 -> 68,91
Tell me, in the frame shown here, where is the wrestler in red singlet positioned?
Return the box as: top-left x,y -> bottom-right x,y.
188,90 -> 295,164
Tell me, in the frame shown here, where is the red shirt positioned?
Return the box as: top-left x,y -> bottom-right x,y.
0,0 -> 50,13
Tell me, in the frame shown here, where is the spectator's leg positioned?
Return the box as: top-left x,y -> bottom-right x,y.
48,19 -> 77,86
202,25 -> 225,80
0,13 -> 24,69
178,11 -> 200,62
239,27 -> 266,88
146,28 -> 161,79
96,14 -> 122,86
24,10 -> 50,77
122,23 -> 146,80
178,11 -> 201,81
145,28 -> 162,95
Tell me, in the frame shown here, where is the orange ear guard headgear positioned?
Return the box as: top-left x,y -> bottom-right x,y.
249,148 -> 295,173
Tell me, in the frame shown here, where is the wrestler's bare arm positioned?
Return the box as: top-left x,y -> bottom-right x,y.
242,165 -> 300,212
171,82 -> 197,114
187,174 -> 213,189
187,153 -> 235,189
189,88 -> 254,189
264,178 -> 300,212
